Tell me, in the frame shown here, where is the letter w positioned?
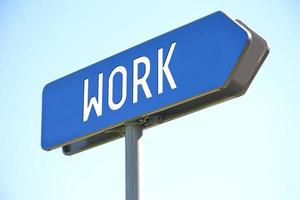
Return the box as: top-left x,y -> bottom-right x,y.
83,73 -> 103,122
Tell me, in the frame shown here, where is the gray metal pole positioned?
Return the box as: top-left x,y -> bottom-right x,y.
125,122 -> 143,200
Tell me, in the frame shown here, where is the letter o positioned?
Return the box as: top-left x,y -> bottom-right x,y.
108,66 -> 127,110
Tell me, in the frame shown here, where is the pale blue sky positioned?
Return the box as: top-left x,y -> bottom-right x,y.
0,1 -> 300,199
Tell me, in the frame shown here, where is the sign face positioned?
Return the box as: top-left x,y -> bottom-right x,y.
41,11 -> 269,152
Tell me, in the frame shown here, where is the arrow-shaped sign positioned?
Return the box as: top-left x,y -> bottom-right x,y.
41,11 -> 269,155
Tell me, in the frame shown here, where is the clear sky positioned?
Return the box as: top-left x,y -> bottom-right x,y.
0,1 -> 299,199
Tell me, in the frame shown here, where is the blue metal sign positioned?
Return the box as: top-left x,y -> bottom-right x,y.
41,11 -> 268,152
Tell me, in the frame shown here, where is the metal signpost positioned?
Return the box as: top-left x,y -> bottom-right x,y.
125,123 -> 142,200
41,11 -> 269,200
